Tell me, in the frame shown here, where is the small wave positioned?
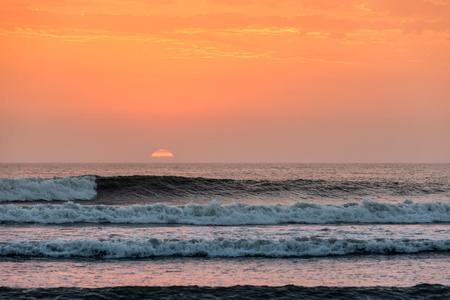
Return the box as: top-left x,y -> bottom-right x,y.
0,176 -> 97,202
1,200 -> 449,225
0,237 -> 448,258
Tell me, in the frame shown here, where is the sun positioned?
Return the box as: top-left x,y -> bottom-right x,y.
151,149 -> 174,158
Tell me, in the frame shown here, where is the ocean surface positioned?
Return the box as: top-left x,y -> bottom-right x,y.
0,163 -> 449,299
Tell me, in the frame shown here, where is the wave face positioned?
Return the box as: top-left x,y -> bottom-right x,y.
95,175 -> 449,200
0,176 -> 97,202
2,285 -> 449,300
0,237 -> 448,259
1,200 -> 449,225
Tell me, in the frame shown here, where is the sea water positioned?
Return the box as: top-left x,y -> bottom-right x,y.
0,163 -> 449,299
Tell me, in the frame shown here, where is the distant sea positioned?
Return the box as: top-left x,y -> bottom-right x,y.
1,163 -> 449,299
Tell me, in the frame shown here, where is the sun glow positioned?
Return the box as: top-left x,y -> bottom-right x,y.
1,0 -> 449,163
151,149 -> 174,158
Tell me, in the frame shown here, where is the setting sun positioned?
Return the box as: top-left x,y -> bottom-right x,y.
151,149 -> 174,158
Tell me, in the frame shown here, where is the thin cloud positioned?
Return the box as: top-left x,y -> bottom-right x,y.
207,0 -> 252,5
365,0 -> 450,17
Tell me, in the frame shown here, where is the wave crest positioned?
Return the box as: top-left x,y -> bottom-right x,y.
0,176 -> 97,202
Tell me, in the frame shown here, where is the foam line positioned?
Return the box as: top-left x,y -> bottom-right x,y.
1,200 -> 449,224
0,237 -> 448,258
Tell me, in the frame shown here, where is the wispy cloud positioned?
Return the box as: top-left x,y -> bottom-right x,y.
1,2 -> 448,63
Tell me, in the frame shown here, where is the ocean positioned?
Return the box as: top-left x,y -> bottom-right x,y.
0,163 -> 449,299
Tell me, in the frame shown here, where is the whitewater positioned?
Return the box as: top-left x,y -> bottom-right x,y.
1,236 -> 449,258
0,176 -> 97,201
1,200 -> 449,225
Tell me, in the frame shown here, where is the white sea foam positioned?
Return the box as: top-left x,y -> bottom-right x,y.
1,200 -> 449,224
0,237 -> 448,258
0,176 -> 97,201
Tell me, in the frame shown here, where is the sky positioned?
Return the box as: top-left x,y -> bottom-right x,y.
1,0 -> 449,163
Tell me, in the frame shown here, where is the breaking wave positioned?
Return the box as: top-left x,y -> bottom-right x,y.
0,176 -> 97,202
1,200 -> 449,225
0,237 -> 448,259
1,174 -> 448,202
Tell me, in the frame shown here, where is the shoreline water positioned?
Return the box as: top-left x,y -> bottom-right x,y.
2,284 -> 450,300
1,253 -> 450,288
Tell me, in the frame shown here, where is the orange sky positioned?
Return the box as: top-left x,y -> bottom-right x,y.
1,0 -> 449,163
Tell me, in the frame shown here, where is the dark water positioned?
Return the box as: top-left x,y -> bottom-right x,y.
2,284 -> 449,300
94,174 -> 450,204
